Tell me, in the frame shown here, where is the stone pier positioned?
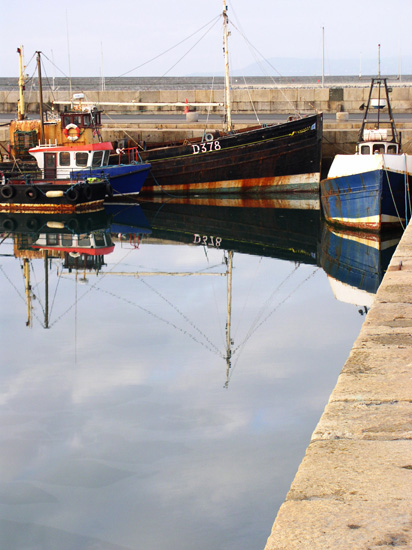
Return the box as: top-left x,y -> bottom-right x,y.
264,223 -> 412,549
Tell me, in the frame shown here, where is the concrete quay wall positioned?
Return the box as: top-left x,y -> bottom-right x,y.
1,84 -> 412,115
264,223 -> 412,549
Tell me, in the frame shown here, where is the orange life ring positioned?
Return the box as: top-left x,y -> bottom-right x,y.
64,123 -> 80,141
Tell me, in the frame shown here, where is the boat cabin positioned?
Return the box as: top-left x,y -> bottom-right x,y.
356,129 -> 399,155
29,142 -> 113,180
357,141 -> 399,155
33,230 -> 113,253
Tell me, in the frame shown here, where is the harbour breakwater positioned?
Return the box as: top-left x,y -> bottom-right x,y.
1,76 -> 412,115
1,76 -> 412,162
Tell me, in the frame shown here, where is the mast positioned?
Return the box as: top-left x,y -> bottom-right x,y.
222,0 -> 232,132
224,250 -> 233,388
23,259 -> 32,327
44,251 -> 49,329
17,46 -> 26,120
36,51 -> 45,143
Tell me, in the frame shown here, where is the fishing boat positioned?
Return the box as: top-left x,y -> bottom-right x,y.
319,222 -> 401,310
0,175 -> 108,214
321,77 -> 412,231
128,2 -> 322,196
3,49 -> 151,197
134,194 -> 320,263
28,141 -> 151,197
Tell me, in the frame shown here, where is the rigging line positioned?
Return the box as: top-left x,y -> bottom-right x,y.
237,263 -> 300,351
382,157 -> 405,230
38,57 -> 57,106
229,20 -> 301,115
0,264 -> 27,304
161,16 -> 221,78
95,285 -> 224,358
28,261 -> 46,319
229,267 -> 321,380
232,256 -> 263,340
138,276 -> 223,356
116,14 -> 221,78
241,74 -> 260,123
39,51 -> 70,80
49,264 -> 63,321
49,247 -> 137,328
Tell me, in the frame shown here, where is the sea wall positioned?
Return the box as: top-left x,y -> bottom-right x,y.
1,84 -> 412,115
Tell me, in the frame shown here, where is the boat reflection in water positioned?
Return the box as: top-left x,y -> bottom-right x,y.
1,208 -> 151,327
2,196 -> 401,330
0,193 -> 401,550
319,222 -> 401,312
137,193 -> 321,265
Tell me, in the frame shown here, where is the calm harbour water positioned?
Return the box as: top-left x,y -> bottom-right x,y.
0,199 -> 394,550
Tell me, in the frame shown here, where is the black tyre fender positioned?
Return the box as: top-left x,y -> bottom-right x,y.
67,218 -> 80,233
66,187 -> 80,203
26,217 -> 40,231
0,185 -> 15,200
25,186 -> 39,201
83,185 -> 93,201
2,218 -> 16,231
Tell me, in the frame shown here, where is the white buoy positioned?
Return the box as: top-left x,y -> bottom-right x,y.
45,190 -> 64,198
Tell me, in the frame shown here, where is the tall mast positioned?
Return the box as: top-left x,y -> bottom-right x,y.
36,51 -> 45,143
23,259 -> 32,327
17,46 -> 26,120
222,0 -> 232,132
224,250 -> 233,388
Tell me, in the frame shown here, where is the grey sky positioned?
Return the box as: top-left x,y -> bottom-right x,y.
1,0 -> 410,78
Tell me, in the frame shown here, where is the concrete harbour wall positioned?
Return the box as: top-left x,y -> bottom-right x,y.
1,83 -> 412,115
264,222 -> 412,549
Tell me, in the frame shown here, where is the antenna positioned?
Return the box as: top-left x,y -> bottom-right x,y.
378,43 -> 381,77
322,27 -> 325,88
66,9 -> 72,98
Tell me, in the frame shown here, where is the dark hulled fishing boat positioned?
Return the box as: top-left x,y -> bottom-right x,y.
137,114 -> 322,195
134,2 -> 322,196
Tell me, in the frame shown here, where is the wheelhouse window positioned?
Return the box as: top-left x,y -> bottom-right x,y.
373,144 -> 385,154
59,152 -> 71,166
103,150 -> 110,165
46,234 -> 59,246
387,144 -> 397,154
360,145 -> 370,155
61,111 -> 101,129
62,236 -> 73,247
92,151 -> 104,167
94,232 -> 107,247
78,235 -> 92,247
76,152 -> 89,167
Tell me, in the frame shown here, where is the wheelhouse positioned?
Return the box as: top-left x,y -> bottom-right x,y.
29,142 -> 113,180
60,109 -> 102,130
356,141 -> 399,155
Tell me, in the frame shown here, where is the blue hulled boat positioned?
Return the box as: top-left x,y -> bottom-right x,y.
321,77 -> 412,231
319,223 -> 401,308
28,142 -> 151,197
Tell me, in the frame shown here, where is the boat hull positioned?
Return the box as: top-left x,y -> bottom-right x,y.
319,223 -> 401,303
321,168 -> 411,231
0,180 -> 108,214
138,114 -> 322,195
72,163 -> 151,196
136,195 -> 321,263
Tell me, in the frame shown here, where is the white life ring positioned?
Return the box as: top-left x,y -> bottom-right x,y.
64,123 -> 80,141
